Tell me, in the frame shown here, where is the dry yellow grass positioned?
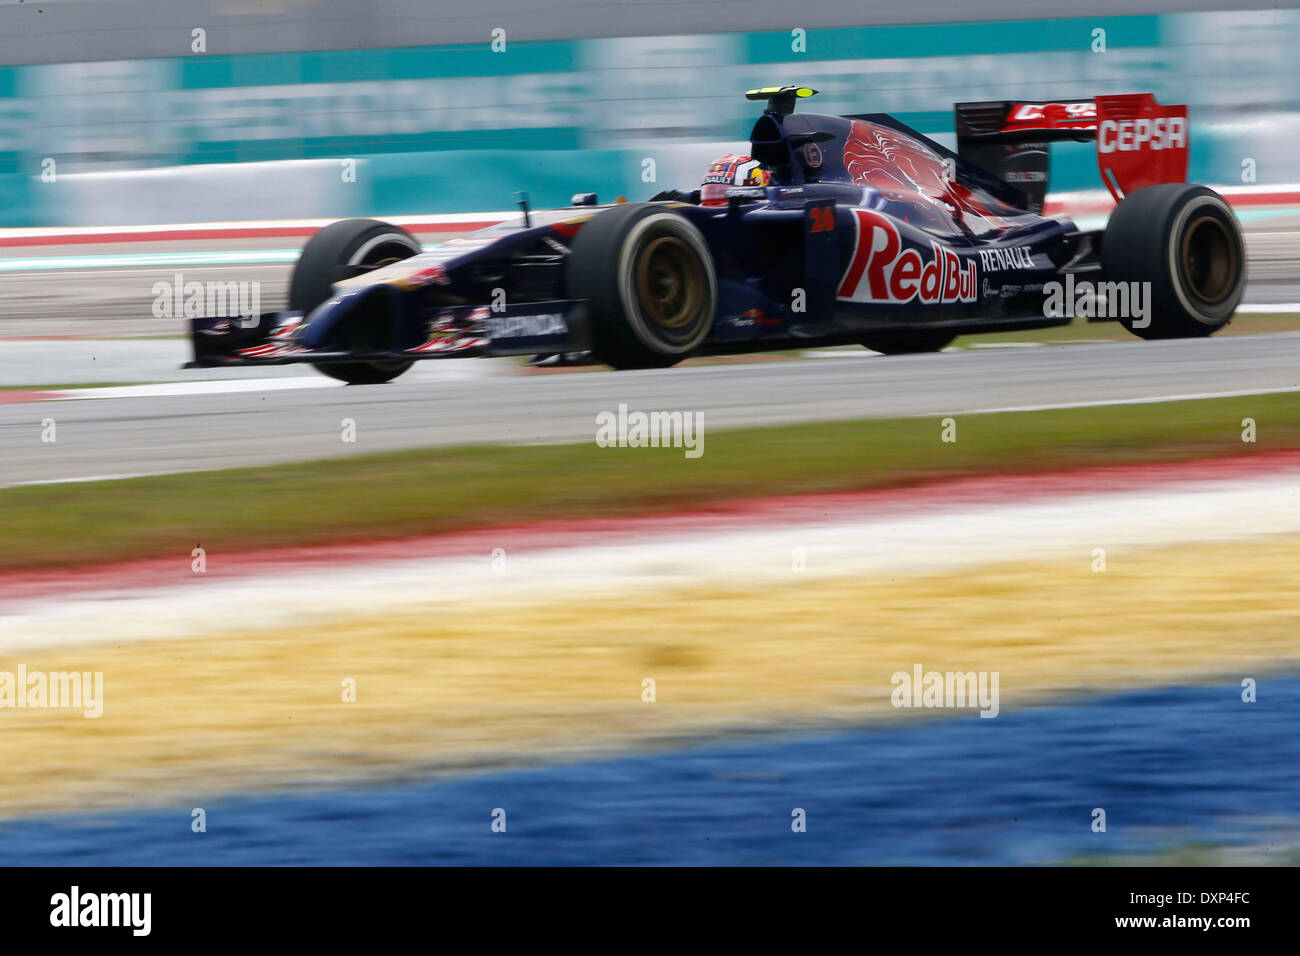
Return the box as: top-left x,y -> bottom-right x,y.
2,534 -> 1298,817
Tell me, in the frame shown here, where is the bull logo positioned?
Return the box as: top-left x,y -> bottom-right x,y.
842,120 -> 1015,232
844,121 -> 953,195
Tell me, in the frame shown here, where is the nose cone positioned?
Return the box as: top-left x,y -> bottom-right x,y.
296,282 -> 397,350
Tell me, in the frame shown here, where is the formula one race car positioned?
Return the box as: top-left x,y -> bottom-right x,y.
187,86 -> 1245,381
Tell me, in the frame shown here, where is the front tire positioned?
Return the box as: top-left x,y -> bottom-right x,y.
289,218 -> 423,384
1102,184 -> 1245,340
565,204 -> 716,370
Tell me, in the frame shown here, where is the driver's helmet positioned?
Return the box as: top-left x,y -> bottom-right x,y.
700,154 -> 771,206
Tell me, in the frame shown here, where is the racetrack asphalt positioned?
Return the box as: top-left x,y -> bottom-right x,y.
2,217 -> 1299,485
2,333 -> 1298,486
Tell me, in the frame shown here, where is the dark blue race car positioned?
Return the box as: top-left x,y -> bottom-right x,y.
187,86 -> 1245,381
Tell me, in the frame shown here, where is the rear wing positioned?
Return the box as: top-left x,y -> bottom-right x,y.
954,93 -> 1188,211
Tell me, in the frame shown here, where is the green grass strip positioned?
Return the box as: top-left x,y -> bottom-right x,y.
1,393 -> 1296,571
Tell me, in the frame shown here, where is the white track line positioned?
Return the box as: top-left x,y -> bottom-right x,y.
48,378 -> 342,401
8,473 -> 169,487
933,385 -> 1300,417
0,213 -> 514,242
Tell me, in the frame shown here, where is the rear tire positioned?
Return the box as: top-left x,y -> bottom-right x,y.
565,204 -> 716,370
1102,184 -> 1245,340
289,218 -> 422,384
860,330 -> 955,354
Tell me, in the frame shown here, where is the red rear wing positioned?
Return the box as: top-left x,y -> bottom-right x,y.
954,93 -> 1189,204
999,99 -> 1098,133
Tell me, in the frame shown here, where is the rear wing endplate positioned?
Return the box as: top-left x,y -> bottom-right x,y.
955,93 -> 1189,208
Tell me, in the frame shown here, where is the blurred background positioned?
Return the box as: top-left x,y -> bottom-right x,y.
0,1 -> 1297,226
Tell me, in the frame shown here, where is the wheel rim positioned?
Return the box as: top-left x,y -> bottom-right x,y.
1180,214 -> 1237,305
635,236 -> 706,334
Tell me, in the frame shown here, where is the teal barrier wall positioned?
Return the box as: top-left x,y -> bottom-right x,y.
0,10 -> 1296,226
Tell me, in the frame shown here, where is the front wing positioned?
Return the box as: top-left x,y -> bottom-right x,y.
185,299 -> 587,368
